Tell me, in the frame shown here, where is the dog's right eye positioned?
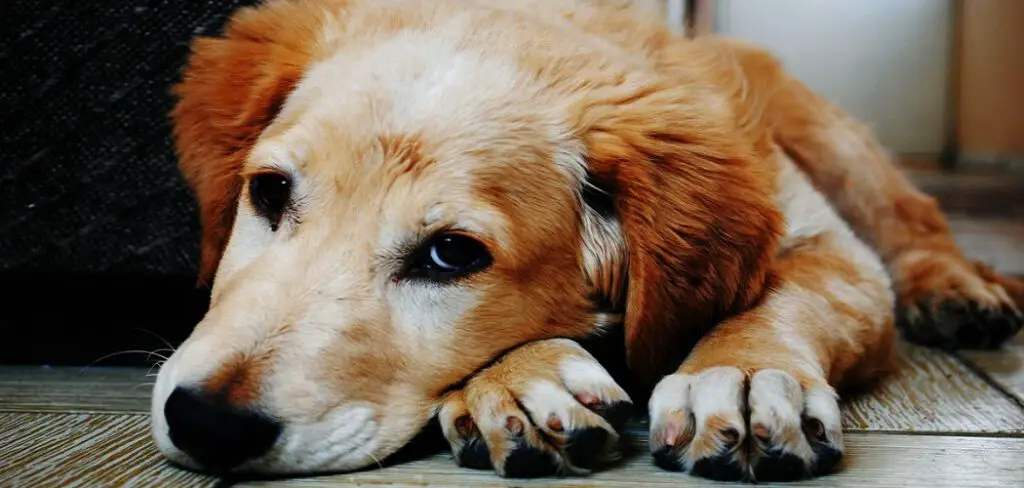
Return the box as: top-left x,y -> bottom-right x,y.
403,233 -> 492,283
249,172 -> 292,230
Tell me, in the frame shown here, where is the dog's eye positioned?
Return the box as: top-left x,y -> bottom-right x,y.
249,172 -> 292,230
406,234 -> 492,282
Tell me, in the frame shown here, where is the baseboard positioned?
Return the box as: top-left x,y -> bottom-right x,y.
954,153 -> 1024,173
896,152 -> 1024,174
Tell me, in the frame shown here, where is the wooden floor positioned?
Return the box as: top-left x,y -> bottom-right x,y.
2,168 -> 1023,487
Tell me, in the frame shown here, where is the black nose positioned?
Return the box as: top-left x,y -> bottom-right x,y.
164,387 -> 282,471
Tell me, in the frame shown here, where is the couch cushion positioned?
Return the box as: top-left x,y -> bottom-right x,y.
0,0 -> 260,277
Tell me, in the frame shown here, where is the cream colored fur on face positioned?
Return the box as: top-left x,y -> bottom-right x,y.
156,2 -> 600,473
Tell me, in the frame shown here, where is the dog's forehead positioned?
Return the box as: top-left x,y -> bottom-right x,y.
262,40 -> 568,172
284,31 -> 538,140
245,29 -> 586,252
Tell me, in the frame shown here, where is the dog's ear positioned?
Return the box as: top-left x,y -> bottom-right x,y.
575,82 -> 783,385
170,3 -> 317,286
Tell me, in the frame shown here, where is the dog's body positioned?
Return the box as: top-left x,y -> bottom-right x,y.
153,0 -> 1024,482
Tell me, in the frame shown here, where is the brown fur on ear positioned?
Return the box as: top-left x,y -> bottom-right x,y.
170,0 -> 325,285
575,82 -> 783,386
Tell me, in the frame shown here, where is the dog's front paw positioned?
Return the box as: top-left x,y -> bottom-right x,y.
648,367 -> 843,482
894,252 -> 1022,349
437,339 -> 632,478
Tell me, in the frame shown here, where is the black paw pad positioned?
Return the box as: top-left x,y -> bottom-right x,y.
652,446 -> 683,472
754,449 -> 808,482
503,443 -> 559,478
589,401 -> 633,431
810,442 -> 844,476
986,307 -> 1023,347
456,436 -> 493,470
896,314 -> 942,347
691,453 -> 744,481
900,299 -> 1023,350
564,427 -> 609,469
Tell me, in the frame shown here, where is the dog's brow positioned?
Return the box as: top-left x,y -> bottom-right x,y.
380,133 -> 434,178
248,143 -> 302,173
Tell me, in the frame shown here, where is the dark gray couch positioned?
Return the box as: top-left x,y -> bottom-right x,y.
0,0 -> 261,364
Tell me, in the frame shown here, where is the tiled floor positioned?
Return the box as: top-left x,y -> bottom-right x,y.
1,168 -> 1023,487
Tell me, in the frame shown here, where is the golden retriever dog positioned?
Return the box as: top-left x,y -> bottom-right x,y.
151,0 -> 1024,481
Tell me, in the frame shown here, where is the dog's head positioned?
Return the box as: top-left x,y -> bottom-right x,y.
152,0 -> 780,475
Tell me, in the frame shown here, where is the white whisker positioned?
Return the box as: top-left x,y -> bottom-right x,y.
79,348 -> 174,375
357,442 -> 385,470
134,327 -> 178,353
147,360 -> 166,377
132,382 -> 156,391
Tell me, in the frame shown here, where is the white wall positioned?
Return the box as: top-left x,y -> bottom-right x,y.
716,0 -> 953,154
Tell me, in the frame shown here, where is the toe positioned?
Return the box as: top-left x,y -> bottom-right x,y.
648,374 -> 696,471
557,352 -> 634,429
809,439 -> 844,476
462,380 -> 562,477
439,391 -> 494,469
649,368 -> 749,477
803,387 -> 846,476
684,368 -> 749,477
454,416 -> 493,470
512,380 -> 620,471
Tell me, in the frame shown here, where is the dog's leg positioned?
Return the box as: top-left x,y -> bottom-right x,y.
762,59 -> 1023,348
648,158 -> 896,481
437,338 -> 633,478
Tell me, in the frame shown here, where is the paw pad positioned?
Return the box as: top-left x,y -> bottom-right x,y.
504,443 -> 559,478
691,453 -> 744,481
457,436 -> 493,470
564,427 -> 610,469
754,449 -> 808,482
652,445 -> 683,471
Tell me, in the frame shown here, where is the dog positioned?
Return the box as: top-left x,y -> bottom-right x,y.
151,0 -> 1024,481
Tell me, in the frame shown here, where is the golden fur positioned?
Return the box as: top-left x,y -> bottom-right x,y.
153,0 -> 1023,482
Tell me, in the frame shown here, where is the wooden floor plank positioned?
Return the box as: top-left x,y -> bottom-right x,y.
0,412 -> 214,488
1,412 -> 1022,488
959,333 -> 1024,405
0,365 -> 154,414
840,342 -> 1024,433
3,341 -> 1023,433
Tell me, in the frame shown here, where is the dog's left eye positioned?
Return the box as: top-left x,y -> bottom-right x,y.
405,234 -> 492,282
249,172 -> 292,230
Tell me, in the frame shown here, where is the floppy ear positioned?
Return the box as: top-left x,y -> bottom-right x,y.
575,83 -> 783,385
170,2 -> 318,285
